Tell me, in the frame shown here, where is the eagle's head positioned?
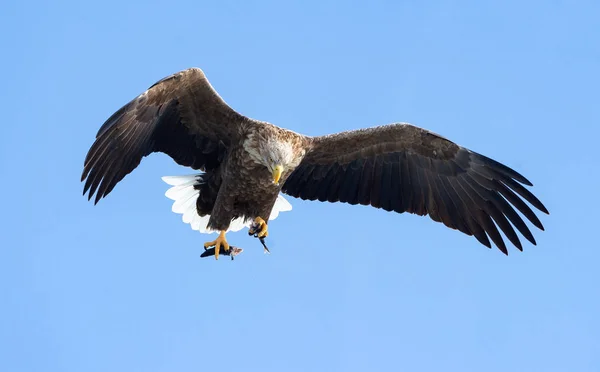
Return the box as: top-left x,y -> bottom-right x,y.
260,138 -> 298,185
244,132 -> 305,186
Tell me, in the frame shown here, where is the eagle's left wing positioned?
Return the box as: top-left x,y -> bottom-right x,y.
282,123 -> 548,254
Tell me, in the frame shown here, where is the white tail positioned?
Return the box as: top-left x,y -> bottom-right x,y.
161,174 -> 292,234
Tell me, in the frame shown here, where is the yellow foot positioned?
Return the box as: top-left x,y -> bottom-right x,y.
248,216 -> 268,238
203,231 -> 229,260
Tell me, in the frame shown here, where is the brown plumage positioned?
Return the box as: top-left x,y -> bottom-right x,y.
82,67 -> 548,256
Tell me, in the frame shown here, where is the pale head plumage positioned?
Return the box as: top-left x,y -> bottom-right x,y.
261,137 -> 297,170
243,131 -> 304,183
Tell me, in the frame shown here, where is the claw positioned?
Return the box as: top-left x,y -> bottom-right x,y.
248,218 -> 270,254
200,233 -> 269,260
201,246 -> 243,260
203,231 -> 229,260
248,217 -> 268,238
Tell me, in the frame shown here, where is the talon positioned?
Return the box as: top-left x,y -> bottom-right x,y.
203,231 -> 229,260
248,216 -> 268,238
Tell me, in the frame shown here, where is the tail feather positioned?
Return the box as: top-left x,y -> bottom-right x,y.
269,194 -> 293,220
165,184 -> 196,201
161,174 -> 292,234
172,191 -> 197,214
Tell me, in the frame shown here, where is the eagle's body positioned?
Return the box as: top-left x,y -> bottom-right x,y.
82,67 -> 548,258
205,123 -> 307,231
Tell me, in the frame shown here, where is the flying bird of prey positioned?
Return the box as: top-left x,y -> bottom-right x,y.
82,67 -> 548,259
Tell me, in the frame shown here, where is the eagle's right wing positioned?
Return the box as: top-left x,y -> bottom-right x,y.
82,68 -> 248,204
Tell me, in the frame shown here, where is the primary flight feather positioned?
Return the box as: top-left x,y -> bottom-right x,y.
82,67 -> 548,258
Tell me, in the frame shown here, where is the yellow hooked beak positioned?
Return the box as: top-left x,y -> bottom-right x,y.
272,165 -> 284,185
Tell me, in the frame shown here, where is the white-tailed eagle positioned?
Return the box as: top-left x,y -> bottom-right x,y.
82,68 -> 548,258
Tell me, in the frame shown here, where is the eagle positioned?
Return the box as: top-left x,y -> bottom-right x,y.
82,67 -> 548,259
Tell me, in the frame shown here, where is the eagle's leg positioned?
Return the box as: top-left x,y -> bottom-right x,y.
248,216 -> 268,238
203,231 -> 229,260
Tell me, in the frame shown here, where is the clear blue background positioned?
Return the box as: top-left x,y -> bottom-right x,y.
2,1 -> 598,371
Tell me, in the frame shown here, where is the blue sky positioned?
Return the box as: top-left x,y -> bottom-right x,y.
2,1 -> 599,371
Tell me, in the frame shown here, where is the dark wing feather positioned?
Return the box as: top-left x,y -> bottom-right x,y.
282,123 -> 549,254
82,68 -> 247,204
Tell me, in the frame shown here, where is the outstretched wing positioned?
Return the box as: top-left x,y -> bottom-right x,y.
282,123 -> 549,254
82,68 -> 247,204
